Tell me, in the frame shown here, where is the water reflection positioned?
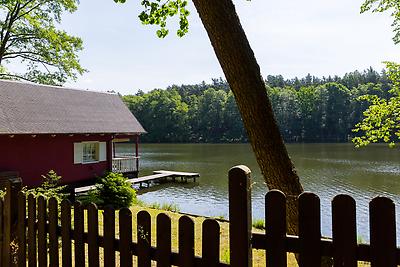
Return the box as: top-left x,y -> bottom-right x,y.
116,143 -> 400,243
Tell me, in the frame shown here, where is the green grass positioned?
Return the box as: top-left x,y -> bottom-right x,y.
252,219 -> 265,230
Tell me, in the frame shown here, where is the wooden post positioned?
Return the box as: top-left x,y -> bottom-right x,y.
2,175 -> 22,267
228,165 -> 252,267
135,135 -> 139,175
107,139 -> 113,172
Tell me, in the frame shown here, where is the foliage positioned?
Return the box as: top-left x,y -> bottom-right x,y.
95,172 -> 137,209
252,219 -> 265,230
353,62 -> 400,147
114,0 -> 189,38
361,0 -> 400,44
221,248 -> 230,264
123,68 -> 393,143
0,189 -> 5,199
0,0 -> 86,85
25,170 -> 67,202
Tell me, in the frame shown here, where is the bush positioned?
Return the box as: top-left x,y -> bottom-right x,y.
25,170 -> 67,203
96,172 -> 137,209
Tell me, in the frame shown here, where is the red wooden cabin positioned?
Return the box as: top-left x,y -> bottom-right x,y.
0,80 -> 146,187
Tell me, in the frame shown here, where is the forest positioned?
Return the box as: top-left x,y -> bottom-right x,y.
122,67 -> 392,143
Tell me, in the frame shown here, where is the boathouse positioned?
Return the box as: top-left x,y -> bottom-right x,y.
0,80 -> 146,187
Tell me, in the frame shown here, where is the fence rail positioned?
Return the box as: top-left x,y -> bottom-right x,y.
0,165 -> 399,266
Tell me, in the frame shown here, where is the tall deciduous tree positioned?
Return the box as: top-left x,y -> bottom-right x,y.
353,0 -> 400,147
115,0 -> 305,240
0,0 -> 85,85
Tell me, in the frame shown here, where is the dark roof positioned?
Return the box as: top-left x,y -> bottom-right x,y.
0,80 -> 146,135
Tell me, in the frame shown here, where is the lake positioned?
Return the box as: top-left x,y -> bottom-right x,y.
116,143 -> 400,242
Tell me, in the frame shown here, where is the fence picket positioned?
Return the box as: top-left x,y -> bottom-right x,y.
179,216 -> 195,267
265,190 -> 287,267
156,213 -> 171,267
73,201 -> 85,267
332,194 -> 357,267
37,196 -> 47,267
88,203 -> 99,267
27,194 -> 36,267
61,200 -> 72,267
104,205 -> 116,267
202,219 -> 220,266
299,192 -> 321,267
17,192 -> 26,267
0,199 -> 3,265
228,165 -> 252,267
370,197 -> 396,267
48,197 -> 59,267
120,207 -> 133,267
138,210 -> 151,267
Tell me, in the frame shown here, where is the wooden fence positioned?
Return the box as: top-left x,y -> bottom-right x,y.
0,165 -> 399,266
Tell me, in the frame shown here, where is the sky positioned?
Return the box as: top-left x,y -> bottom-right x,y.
60,0 -> 400,95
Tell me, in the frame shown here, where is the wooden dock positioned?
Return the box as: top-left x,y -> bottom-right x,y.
74,170 -> 199,194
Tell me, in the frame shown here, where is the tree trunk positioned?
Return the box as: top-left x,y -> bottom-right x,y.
192,0 -> 303,237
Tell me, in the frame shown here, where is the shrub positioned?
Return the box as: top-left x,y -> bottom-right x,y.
25,170 -> 67,203
96,172 -> 137,209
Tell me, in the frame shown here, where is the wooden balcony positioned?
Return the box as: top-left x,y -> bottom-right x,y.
112,157 -> 139,174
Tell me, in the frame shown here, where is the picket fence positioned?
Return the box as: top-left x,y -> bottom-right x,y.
0,165 -> 399,266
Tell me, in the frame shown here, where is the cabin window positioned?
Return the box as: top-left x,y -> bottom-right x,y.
74,142 -> 107,164
82,142 -> 99,163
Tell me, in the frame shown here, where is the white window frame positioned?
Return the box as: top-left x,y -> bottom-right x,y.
82,141 -> 99,164
74,141 -> 107,164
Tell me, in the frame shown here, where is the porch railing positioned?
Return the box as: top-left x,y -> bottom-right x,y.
111,157 -> 138,173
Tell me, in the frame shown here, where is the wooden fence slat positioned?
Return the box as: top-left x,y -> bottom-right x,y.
265,190 -> 287,267
27,194 -> 37,267
61,200 -> 72,267
17,192 -> 26,267
0,199 -> 2,266
0,198 -> 3,265
202,219 -> 220,266
370,196 -> 396,267
73,201 -> 85,267
179,216 -> 195,267
228,165 -> 252,267
88,203 -> 100,267
120,207 -> 133,267
37,196 -> 47,267
332,195 -> 357,267
299,192 -> 321,267
137,210 -> 151,267
156,213 -> 171,267
48,197 -> 59,267
103,205 -> 116,267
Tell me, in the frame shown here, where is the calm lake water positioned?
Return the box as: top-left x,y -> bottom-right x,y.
116,143 -> 400,242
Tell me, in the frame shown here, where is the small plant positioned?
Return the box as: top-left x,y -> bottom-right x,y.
0,189 -> 5,199
148,202 -> 161,209
252,219 -> 265,230
221,248 -> 230,263
96,172 -> 137,209
25,170 -> 67,202
357,234 -> 366,244
160,202 -> 180,212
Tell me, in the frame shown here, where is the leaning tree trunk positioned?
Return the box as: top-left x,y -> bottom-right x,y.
192,0 -> 303,238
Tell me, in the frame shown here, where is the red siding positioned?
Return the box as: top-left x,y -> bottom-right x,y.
0,134 -> 114,187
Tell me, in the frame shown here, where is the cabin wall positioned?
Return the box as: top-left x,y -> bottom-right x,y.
0,134 -> 114,187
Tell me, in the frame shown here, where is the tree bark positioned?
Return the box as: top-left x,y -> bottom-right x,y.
191,0 -> 303,237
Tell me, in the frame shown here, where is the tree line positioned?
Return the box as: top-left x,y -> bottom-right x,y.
122,67 -> 393,143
